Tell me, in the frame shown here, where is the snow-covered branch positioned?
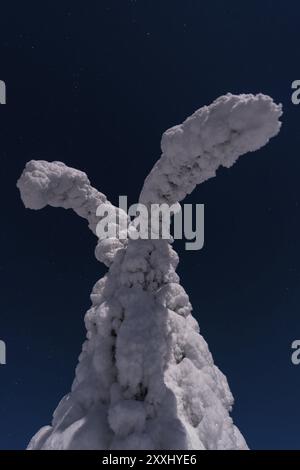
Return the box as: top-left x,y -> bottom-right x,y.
140,93 -> 282,205
17,160 -> 129,266
17,160 -> 108,234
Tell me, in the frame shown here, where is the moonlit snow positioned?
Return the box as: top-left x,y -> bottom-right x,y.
18,93 -> 282,450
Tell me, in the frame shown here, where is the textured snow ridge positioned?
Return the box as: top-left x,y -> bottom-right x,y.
18,94 -> 282,450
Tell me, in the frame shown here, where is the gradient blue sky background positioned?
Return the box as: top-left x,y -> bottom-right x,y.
1,0 -> 300,449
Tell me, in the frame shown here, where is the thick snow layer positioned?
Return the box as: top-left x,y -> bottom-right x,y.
18,94 -> 282,450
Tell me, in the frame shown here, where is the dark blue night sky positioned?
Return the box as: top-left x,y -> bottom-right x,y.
1,0 -> 300,449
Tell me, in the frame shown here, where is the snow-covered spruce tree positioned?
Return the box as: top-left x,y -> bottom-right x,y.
18,94 -> 282,450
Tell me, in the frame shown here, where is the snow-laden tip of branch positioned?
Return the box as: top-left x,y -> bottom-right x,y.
17,160 -> 107,233
139,93 -> 282,205
17,160 -> 128,266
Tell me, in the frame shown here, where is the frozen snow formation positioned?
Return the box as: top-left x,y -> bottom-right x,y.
18,93 -> 282,450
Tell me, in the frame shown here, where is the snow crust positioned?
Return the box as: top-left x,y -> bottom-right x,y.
18,94 -> 282,450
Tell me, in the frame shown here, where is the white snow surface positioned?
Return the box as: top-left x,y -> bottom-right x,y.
18,94 -> 282,450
